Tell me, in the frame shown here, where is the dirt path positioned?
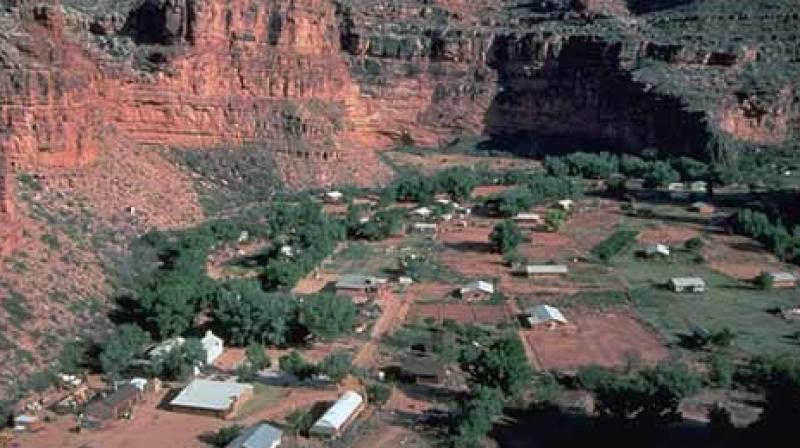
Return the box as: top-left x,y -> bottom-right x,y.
353,290 -> 412,368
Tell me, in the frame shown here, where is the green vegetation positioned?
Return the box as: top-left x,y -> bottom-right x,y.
591,229 -> 640,262
297,294 -> 357,342
168,146 -> 282,214
3,291 -> 32,326
99,324 -> 151,381
208,425 -> 243,448
148,337 -> 205,381
366,383 -> 391,406
489,219 -> 522,255
317,351 -> 353,382
484,174 -> 583,217
734,209 -> 800,264
279,351 -> 317,380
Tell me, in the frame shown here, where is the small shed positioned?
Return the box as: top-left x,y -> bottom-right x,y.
668,277 -> 707,293
556,199 -> 574,211
512,264 -> 569,277
309,391 -> 365,439
227,422 -> 283,448
169,379 -> 254,419
512,213 -> 543,226
459,280 -> 495,301
760,271 -> 797,289
526,305 -> 568,328
643,243 -> 670,258
323,191 -> 344,203
397,354 -> 445,384
667,182 -> 684,192
410,222 -> 438,237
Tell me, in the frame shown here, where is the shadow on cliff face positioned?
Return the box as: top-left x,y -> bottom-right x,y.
122,0 -> 194,45
481,35 -> 710,159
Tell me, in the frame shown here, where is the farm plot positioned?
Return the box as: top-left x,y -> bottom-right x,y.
410,302 -> 514,325
521,311 -> 669,371
701,232 -> 792,280
617,248 -> 800,357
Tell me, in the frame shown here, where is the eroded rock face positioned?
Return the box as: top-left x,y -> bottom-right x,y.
1,0 -> 799,255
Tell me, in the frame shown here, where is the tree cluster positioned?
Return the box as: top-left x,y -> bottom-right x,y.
485,175 -> 582,217
734,209 -> 800,263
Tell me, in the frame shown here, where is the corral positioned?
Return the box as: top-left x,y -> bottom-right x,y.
520,311 -> 669,371
410,302 -> 514,325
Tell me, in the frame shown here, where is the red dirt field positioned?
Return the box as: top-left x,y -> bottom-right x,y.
702,233 -> 793,280
637,225 -> 700,245
410,302 -> 514,325
521,311 -> 669,371
471,184 -> 516,198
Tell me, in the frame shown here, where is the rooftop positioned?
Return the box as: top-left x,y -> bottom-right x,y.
526,305 -> 568,326
336,274 -> 387,290
766,272 -> 797,282
170,379 -> 253,411
514,264 -> 569,275
670,277 -> 706,287
460,280 -> 494,294
311,391 -> 363,432
227,422 -> 283,448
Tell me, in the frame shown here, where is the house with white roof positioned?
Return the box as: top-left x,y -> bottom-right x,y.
512,264 -> 569,277
643,243 -> 670,258
323,191 -> 344,203
227,422 -> 283,448
668,277 -> 707,293
309,391 -> 365,439
526,305 -> 568,328
556,199 -> 574,211
170,379 -> 253,419
459,280 -> 495,301
410,207 -> 433,219
759,271 -> 797,289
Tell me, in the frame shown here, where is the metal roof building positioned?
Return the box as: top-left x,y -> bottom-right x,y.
526,305 -> 568,327
335,275 -> 387,290
309,391 -> 364,438
513,264 -> 569,276
460,280 -> 495,296
227,422 -> 283,448
668,277 -> 707,293
170,379 -> 253,419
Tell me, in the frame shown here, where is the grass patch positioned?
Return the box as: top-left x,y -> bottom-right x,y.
234,384 -> 285,419
553,290 -> 629,310
615,248 -> 800,357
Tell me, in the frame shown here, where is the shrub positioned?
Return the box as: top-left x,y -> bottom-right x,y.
591,230 -> 639,262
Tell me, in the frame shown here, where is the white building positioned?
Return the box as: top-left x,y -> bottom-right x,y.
668,277 -> 707,293
410,207 -> 433,219
643,243 -> 670,258
556,199 -> 574,211
309,391 -> 365,438
170,379 -> 253,419
324,191 -> 344,203
202,330 -> 224,365
512,264 -> 569,277
460,280 -> 495,300
526,305 -> 568,328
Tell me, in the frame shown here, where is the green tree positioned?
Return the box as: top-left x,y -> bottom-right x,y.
318,351 -> 352,382
148,337 -> 206,381
545,209 -> 568,231
450,386 -> 504,448
245,343 -> 270,370
708,352 -> 734,388
366,383 -> 392,406
285,408 -> 315,436
100,324 -> 151,381
467,337 -> 532,396
489,220 -> 522,254
279,351 -> 317,380
208,425 -> 243,447
297,293 -> 356,341
58,340 -> 87,375
643,161 -> 680,189
213,281 -> 295,346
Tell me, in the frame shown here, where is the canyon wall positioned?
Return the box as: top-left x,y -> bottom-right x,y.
1,0 -> 798,254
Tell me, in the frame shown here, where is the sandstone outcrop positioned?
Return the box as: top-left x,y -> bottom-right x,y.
0,0 -> 798,256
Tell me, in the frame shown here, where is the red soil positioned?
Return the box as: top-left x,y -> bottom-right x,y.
520,311 -> 669,371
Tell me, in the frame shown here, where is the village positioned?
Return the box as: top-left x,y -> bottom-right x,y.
5,150 -> 800,448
